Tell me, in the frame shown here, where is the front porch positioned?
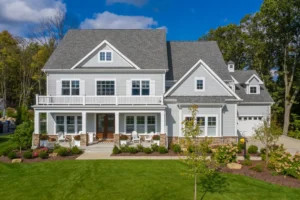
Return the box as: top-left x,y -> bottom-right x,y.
33,109 -> 167,148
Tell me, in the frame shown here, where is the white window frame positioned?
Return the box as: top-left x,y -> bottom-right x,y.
95,79 -> 116,96
98,50 -> 113,62
183,115 -> 218,137
195,77 -> 205,92
124,114 -> 157,134
55,115 -> 82,135
131,79 -> 150,96
61,80 -> 80,96
248,85 -> 259,94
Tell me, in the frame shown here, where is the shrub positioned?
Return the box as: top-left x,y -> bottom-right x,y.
39,151 -> 48,159
171,144 -> 182,153
23,151 -> 33,159
71,146 -> 82,154
8,151 -> 17,159
245,154 -> 250,161
158,146 -> 168,154
136,144 -> 144,152
120,135 -> 128,140
112,146 -> 120,154
151,143 -> 159,152
241,160 -> 252,166
238,141 -> 245,150
40,134 -> 49,140
32,147 -> 49,157
200,139 -> 213,153
187,145 -> 195,153
248,145 -> 258,154
250,164 -> 263,172
54,143 -> 61,150
152,135 -> 160,140
120,145 -> 130,153
6,107 -> 17,118
213,144 -> 239,164
54,147 -> 71,156
1,147 -> 16,156
260,148 -> 266,154
74,135 -> 81,141
11,121 -> 33,150
128,147 -> 138,154
143,147 -> 152,154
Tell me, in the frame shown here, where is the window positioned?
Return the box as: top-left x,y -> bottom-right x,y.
250,86 -> 257,94
254,117 -> 257,120
249,117 -> 252,120
195,78 -> 205,91
56,116 -> 64,133
197,117 -> 205,134
244,117 -> 247,120
137,116 -> 145,133
62,80 -> 80,96
258,117 -> 262,120
132,80 -> 150,96
239,117 -> 242,120
77,116 -> 82,133
126,116 -> 134,133
67,116 -> 75,134
97,81 -> 115,95
99,51 -> 112,62
207,117 -> 217,136
147,116 -> 156,133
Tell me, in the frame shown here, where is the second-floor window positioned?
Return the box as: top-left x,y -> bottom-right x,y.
249,86 -> 258,94
62,80 -> 80,95
132,80 -> 150,96
195,77 -> 205,92
97,80 -> 115,95
99,51 -> 112,62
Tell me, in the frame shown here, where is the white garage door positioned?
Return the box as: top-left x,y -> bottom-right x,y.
237,116 -> 264,137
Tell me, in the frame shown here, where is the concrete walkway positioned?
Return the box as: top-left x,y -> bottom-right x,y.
247,135 -> 300,155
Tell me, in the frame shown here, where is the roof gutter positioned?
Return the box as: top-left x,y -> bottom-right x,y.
42,69 -> 168,73
177,103 -> 225,108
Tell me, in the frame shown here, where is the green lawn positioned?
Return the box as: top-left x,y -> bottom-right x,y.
0,160 -> 299,200
0,134 -> 16,153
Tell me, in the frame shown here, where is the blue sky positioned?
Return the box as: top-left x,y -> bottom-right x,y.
0,0 -> 263,40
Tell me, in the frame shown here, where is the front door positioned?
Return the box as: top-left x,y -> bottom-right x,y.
96,114 -> 115,140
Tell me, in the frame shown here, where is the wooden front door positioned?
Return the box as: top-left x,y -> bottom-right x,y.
96,114 -> 115,140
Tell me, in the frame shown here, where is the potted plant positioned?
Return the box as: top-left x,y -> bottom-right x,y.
74,135 -> 81,147
48,137 -> 56,142
120,134 -> 128,145
40,134 -> 49,147
152,135 -> 160,146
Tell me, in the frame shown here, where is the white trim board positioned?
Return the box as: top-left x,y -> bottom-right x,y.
245,74 -> 264,84
71,40 -> 140,70
164,59 -> 241,100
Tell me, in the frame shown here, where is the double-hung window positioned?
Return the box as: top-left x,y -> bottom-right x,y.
137,116 -> 145,133
184,116 -> 217,136
132,80 -> 150,96
195,78 -> 205,91
197,117 -> 205,134
56,116 -> 64,133
147,116 -> 156,133
77,116 -> 82,133
249,86 -> 257,94
62,80 -> 80,95
207,117 -> 217,136
125,115 -> 156,134
126,116 -> 134,133
99,51 -> 112,62
97,80 -> 115,95
67,116 -> 75,134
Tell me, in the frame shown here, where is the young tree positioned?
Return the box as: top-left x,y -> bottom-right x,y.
11,121 -> 34,153
181,105 -> 227,200
253,119 -> 282,166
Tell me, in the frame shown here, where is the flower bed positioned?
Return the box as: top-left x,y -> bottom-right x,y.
111,144 -> 180,156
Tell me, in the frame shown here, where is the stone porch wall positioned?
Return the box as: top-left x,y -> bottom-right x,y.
168,136 -> 238,146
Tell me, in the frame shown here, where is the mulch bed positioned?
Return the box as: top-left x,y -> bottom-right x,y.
111,150 -> 180,156
0,154 -> 80,163
221,160 -> 300,188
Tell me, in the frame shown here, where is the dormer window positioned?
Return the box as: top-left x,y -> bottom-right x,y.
250,86 -> 258,94
99,51 -> 112,62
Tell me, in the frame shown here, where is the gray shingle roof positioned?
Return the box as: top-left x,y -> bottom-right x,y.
165,96 -> 236,103
166,41 -> 232,81
44,29 -> 168,70
230,70 -> 259,83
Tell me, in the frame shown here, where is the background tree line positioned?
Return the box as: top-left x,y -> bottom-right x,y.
0,11 -> 78,120
200,0 -> 300,137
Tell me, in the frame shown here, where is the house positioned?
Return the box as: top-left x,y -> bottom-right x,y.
32,29 -> 273,148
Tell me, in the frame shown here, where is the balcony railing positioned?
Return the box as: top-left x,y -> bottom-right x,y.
36,95 -> 164,105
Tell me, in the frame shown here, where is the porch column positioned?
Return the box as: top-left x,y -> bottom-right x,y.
115,111 -> 119,134
160,110 -> 165,133
34,111 -> 40,134
82,112 -> 86,133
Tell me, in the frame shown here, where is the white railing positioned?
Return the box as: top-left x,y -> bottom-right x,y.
36,95 -> 163,105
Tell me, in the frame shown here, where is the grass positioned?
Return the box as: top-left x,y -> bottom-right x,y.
0,160 -> 299,200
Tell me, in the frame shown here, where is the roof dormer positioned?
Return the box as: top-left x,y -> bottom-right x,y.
228,60 -> 235,72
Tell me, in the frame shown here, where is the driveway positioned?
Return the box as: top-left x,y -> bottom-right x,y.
247,135 -> 300,155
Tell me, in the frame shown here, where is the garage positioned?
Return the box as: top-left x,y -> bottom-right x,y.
237,116 -> 264,137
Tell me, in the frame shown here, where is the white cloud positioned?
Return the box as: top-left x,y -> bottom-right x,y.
0,0 -> 66,35
106,0 -> 148,7
80,11 -> 163,29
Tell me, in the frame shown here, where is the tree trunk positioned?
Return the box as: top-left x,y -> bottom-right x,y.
265,146 -> 269,167
194,174 -> 197,200
283,103 -> 291,136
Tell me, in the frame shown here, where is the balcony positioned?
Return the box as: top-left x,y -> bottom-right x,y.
36,95 -> 164,105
